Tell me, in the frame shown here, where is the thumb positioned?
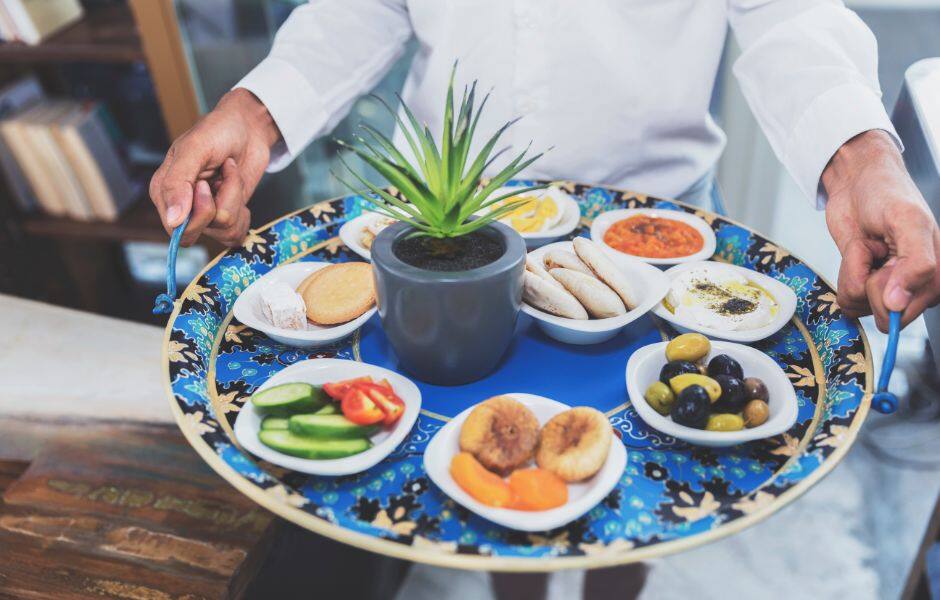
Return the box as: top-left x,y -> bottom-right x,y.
883,231 -> 937,312
164,181 -> 192,228
161,144 -> 217,228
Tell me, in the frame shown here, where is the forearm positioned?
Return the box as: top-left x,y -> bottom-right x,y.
729,1 -> 898,205
235,0 -> 413,170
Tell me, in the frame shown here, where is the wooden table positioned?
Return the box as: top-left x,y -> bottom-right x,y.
0,295 -> 409,599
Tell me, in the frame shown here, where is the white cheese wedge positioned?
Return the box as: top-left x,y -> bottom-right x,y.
260,281 -> 307,330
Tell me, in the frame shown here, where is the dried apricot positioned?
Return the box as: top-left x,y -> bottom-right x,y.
507,468 -> 568,511
450,452 -> 512,508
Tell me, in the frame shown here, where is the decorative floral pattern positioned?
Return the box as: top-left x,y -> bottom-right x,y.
164,182 -> 871,565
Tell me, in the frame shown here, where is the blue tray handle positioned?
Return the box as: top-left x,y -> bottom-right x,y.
152,213 -> 192,315
871,310 -> 901,414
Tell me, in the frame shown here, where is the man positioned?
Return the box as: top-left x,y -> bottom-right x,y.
150,0 -> 940,333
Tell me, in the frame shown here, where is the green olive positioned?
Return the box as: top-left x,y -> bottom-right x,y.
644,381 -> 676,416
665,333 -> 712,363
705,413 -> 745,432
743,400 -> 770,428
669,373 -> 722,403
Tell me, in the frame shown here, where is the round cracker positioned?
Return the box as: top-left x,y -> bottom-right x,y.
296,268 -> 327,296
303,262 -> 376,325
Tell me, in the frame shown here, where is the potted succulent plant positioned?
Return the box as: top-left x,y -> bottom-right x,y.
336,67 -> 545,385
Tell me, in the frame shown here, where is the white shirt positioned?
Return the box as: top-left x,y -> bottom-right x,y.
237,0 -> 900,207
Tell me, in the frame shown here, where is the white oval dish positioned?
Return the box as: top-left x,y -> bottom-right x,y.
482,185 -> 581,249
626,340 -> 798,447
651,261 -> 798,343
339,211 -> 397,261
233,358 -> 421,476
232,262 -> 376,348
522,240 -> 670,345
424,393 -> 627,532
590,208 -> 716,266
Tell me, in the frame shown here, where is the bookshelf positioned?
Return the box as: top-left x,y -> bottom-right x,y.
21,191 -> 161,242
0,0 -> 203,323
0,3 -> 143,64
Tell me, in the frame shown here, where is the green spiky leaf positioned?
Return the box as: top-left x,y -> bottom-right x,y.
335,64 -> 545,238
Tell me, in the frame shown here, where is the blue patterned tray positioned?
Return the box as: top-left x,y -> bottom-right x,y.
163,181 -> 872,570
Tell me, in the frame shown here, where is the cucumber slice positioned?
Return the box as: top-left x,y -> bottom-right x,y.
261,417 -> 289,431
289,414 -> 378,439
250,383 -> 327,416
314,403 -> 340,416
259,430 -> 372,459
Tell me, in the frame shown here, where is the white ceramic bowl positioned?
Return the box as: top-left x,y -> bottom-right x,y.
651,261 -> 798,343
339,211 -> 397,261
233,358 -> 421,475
522,240 -> 670,345
232,262 -> 376,348
626,340 -> 798,447
482,185 -> 581,249
424,393 -> 627,532
590,208 -> 716,266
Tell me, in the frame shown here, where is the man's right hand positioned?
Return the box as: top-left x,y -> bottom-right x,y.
149,88 -> 281,247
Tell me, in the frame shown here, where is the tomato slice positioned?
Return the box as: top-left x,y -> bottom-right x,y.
340,387 -> 385,425
323,376 -> 374,401
358,382 -> 405,426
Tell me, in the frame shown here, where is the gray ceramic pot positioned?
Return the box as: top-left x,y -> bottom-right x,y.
370,221 -> 525,385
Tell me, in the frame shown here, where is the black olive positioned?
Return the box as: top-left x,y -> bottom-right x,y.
707,354 -> 744,380
744,377 -> 769,402
671,385 -> 711,429
712,375 -> 747,413
659,360 -> 699,385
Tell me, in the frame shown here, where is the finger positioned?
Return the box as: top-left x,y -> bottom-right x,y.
149,164 -> 166,213
837,237 -> 886,317
899,288 -> 937,329
209,158 -> 245,231
865,266 -> 892,332
180,180 -> 216,247
894,234 -> 940,325
206,206 -> 250,247
160,140 -> 219,229
149,157 -> 173,231
884,205 -> 939,311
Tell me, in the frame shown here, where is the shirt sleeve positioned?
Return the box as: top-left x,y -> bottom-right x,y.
728,0 -> 902,208
235,0 -> 413,172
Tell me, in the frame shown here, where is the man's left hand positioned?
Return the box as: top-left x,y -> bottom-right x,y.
822,129 -> 940,332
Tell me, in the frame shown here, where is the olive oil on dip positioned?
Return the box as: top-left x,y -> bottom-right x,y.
664,263 -> 778,331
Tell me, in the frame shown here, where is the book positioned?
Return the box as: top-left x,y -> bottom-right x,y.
0,75 -> 43,212
0,103 -> 65,216
52,102 -> 135,222
3,0 -> 83,45
0,4 -> 17,41
20,101 -> 94,220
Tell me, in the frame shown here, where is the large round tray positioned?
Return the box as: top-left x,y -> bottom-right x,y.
163,181 -> 873,571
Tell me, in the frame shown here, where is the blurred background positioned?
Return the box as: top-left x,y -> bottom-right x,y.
0,1 -> 938,598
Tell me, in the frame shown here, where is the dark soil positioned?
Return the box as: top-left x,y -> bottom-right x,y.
393,230 -> 505,271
